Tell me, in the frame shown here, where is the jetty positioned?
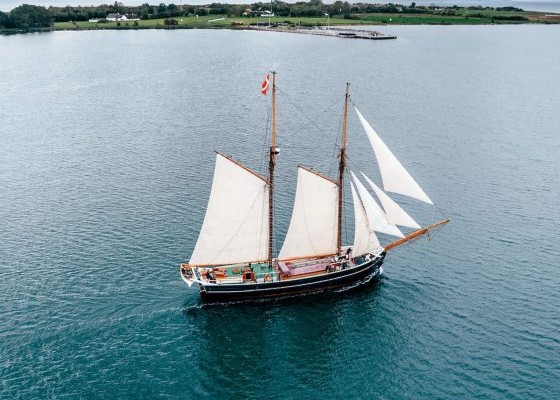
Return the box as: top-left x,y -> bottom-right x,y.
249,26 -> 397,40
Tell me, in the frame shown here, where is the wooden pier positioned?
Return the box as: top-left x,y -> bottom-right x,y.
249,26 -> 397,40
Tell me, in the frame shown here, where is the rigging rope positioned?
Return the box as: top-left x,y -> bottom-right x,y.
276,87 -> 342,143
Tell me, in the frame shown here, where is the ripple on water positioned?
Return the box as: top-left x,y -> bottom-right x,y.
2,27 -> 560,399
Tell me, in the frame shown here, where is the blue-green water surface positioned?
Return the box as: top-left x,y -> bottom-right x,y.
1,26 -> 559,399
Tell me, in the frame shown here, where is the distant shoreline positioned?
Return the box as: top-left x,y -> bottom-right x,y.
53,13 -> 560,33
2,5 -> 560,36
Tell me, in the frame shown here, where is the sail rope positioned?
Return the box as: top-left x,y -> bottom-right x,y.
328,104 -> 344,178
267,88 -> 344,256
258,91 -> 273,177
256,91 -> 280,258
276,87 -> 342,143
329,94 -> 354,248
432,202 -> 451,222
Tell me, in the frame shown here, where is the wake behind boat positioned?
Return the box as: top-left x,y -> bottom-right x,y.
180,73 -> 448,302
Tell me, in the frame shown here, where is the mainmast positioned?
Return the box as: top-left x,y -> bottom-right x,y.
268,71 -> 278,267
337,83 -> 349,254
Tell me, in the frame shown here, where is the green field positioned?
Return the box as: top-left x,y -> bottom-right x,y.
55,16 -> 360,31
357,12 -> 534,25
54,10 -> 558,31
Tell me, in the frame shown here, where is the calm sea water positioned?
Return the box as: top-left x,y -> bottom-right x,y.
1,26 -> 559,399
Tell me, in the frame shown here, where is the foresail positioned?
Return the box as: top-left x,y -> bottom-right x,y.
354,107 -> 433,205
189,154 -> 269,266
351,172 -> 404,238
360,172 -> 421,229
350,182 -> 381,256
278,167 -> 338,260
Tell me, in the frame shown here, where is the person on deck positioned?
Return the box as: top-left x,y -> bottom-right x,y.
206,269 -> 216,282
342,248 -> 352,269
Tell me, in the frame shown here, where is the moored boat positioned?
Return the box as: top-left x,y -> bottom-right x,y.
180,72 -> 448,302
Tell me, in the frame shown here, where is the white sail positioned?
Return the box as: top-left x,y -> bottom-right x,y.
189,154 -> 269,266
351,172 -> 404,238
355,107 -> 433,205
278,167 -> 338,260
360,172 -> 421,229
350,182 -> 381,256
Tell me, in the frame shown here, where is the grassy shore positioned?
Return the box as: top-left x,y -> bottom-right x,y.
54,10 -> 560,31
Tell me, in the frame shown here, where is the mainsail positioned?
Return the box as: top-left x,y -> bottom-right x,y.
360,172 -> 421,229
278,166 -> 339,260
189,153 -> 269,266
355,107 -> 433,205
350,172 -> 404,238
350,181 -> 381,256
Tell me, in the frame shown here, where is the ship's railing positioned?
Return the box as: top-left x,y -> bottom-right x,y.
325,259 -> 352,272
351,249 -> 384,267
255,271 -> 279,283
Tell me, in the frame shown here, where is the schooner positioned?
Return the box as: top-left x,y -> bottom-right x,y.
180,72 -> 449,302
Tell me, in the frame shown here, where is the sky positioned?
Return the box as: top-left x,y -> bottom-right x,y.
2,0 -> 560,13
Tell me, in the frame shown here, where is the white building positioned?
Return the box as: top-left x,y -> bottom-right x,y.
106,13 -> 128,22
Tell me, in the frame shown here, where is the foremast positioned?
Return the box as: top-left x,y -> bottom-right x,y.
268,71 -> 278,267
337,83 -> 349,254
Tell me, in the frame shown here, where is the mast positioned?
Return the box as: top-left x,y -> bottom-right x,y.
268,71 -> 278,267
337,83 -> 349,254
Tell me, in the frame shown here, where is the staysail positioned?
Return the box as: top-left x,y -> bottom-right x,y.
278,166 -> 339,260
350,172 -> 404,238
355,107 -> 433,205
360,172 -> 421,229
189,153 -> 269,266
350,181 -> 381,256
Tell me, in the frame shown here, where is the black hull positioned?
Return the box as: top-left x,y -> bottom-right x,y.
198,253 -> 385,303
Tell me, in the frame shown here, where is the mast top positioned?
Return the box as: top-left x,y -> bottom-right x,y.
271,71 -> 277,148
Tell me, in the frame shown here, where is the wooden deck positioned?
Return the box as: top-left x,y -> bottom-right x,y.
280,269 -> 327,280
218,276 -> 244,284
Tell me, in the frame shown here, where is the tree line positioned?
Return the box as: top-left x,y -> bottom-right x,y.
1,4 -> 52,30
1,2 -> 525,30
